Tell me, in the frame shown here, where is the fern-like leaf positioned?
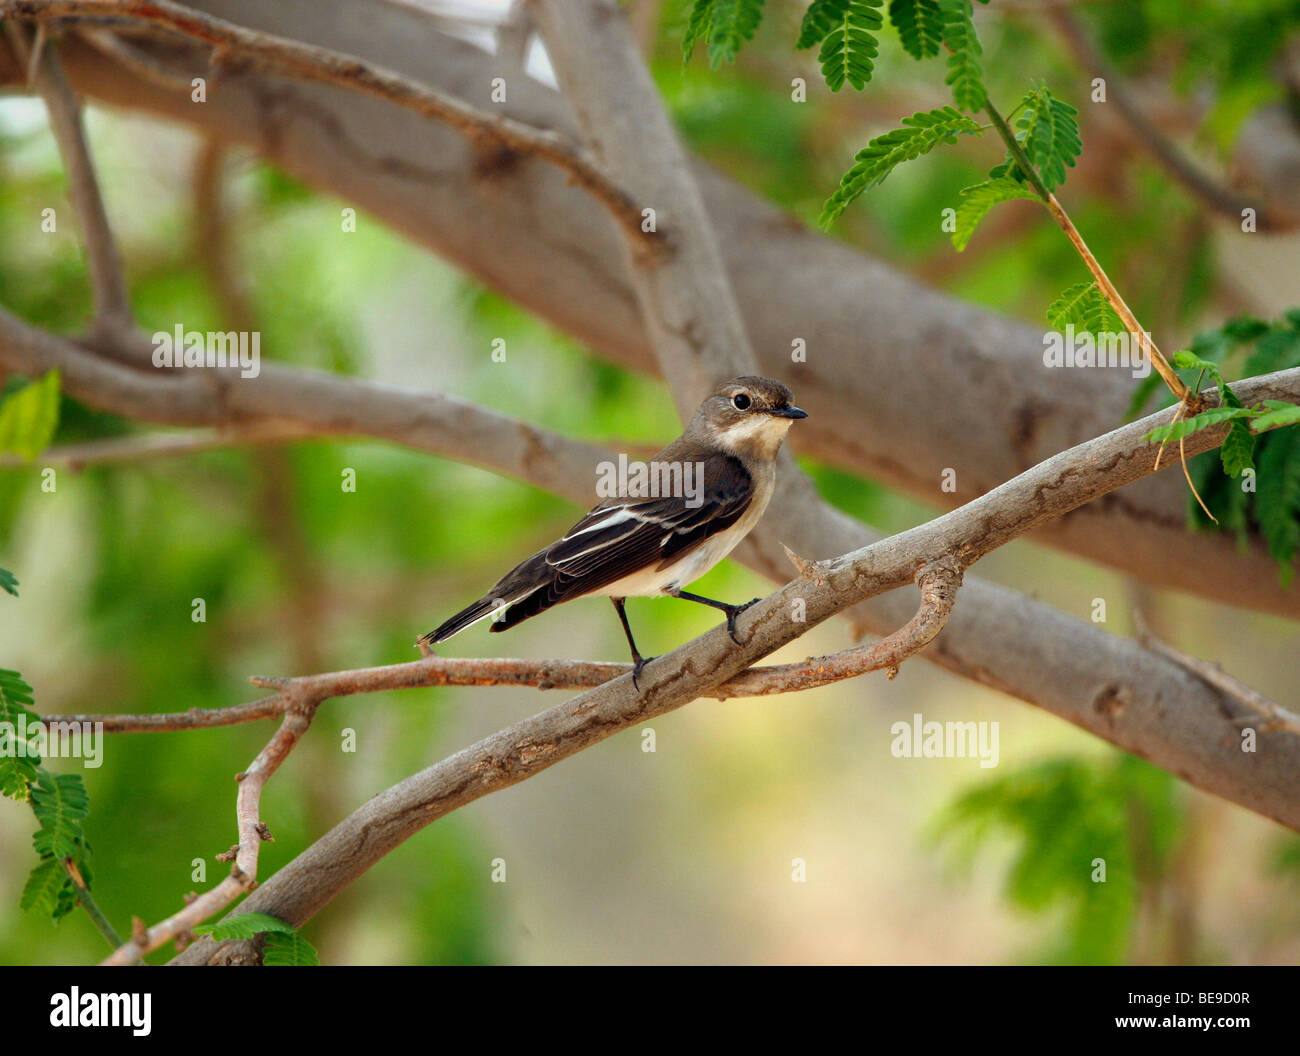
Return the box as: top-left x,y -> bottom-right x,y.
194,910 -> 298,941
30,772 -> 90,861
1252,401 -> 1300,432
263,930 -> 321,966
889,0 -> 942,60
1046,281 -> 1122,334
939,0 -> 986,111
1015,87 -> 1081,193
0,567 -> 17,596
797,0 -> 884,92
1244,326 -> 1300,378
820,106 -> 982,226
0,668 -> 39,800
705,0 -> 765,68
1256,425 -> 1300,576
1142,406 -> 1256,446
951,177 -> 1038,251
20,858 -> 66,916
682,0 -> 716,60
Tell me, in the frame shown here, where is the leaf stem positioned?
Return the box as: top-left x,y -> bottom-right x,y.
984,97 -> 1191,406
63,858 -> 123,949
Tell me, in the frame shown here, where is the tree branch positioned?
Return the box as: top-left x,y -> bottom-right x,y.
1044,7 -> 1296,232
173,372 -> 1300,962
8,3 -> 1296,615
1,0 -> 658,253
101,698 -> 315,965
3,21 -> 135,343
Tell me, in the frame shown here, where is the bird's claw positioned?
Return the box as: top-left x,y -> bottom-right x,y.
725,598 -> 761,646
631,654 -> 655,691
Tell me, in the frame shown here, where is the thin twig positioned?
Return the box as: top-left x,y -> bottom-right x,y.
3,0 -> 658,255
984,97 -> 1189,405
1044,7 -> 1293,232
4,21 -> 135,344
100,701 -> 316,965
42,572 -> 960,734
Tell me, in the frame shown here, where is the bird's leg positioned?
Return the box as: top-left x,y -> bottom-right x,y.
670,589 -> 761,646
611,597 -> 653,689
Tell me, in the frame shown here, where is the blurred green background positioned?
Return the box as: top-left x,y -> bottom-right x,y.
2,0 -> 1299,963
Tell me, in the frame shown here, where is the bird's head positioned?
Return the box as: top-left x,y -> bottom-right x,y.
695,376 -> 808,459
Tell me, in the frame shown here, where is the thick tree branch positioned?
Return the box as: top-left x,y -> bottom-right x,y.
2,1 -> 1293,614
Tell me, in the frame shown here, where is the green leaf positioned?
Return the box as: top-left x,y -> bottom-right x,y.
1256,426 -> 1300,576
1046,281 -> 1122,334
797,0 -> 884,92
706,0 -> 765,68
682,0 -> 716,61
0,667 -> 40,797
1218,385 -> 1255,477
20,858 -> 67,916
951,177 -> 1038,251
30,772 -> 91,861
262,930 -> 321,966
0,370 -> 61,462
1252,401 -> 1300,432
889,0 -> 942,60
194,910 -> 298,941
1142,405 -> 1256,445
1171,349 -> 1223,379
820,106 -> 983,226
939,0 -> 986,111
1015,87 -> 1081,192
0,567 -> 17,596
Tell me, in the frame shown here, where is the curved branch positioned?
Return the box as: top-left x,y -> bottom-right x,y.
2,0 -> 658,252
174,370 -> 1300,963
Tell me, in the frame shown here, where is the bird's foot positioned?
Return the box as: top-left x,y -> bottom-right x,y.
631,653 -> 656,691
724,598 -> 761,646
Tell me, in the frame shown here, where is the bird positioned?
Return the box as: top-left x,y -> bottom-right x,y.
421,376 -> 807,687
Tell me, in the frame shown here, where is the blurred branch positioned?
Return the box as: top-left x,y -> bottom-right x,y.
7,8 -> 1296,614
0,422 -> 319,469
6,302 -> 1300,832
1,0 -> 659,254
1044,7 -> 1296,232
1136,617 -> 1300,736
102,700 -> 315,965
3,22 -> 137,345
174,381 -> 1300,962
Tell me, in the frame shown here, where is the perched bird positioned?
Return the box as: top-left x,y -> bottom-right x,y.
422,376 -> 807,686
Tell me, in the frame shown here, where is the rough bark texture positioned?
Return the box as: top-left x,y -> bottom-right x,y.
3,0 -> 1295,616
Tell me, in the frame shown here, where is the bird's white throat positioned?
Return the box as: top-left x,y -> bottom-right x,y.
716,414 -> 794,457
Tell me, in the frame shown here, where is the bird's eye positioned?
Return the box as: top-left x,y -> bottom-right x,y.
732,393 -> 751,410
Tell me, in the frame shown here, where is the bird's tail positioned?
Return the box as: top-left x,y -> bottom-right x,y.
420,596 -> 508,645
420,552 -> 554,645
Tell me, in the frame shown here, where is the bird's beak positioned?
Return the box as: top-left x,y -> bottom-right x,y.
769,405 -> 808,419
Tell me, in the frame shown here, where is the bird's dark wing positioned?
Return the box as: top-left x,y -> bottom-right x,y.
542,453 -> 753,597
